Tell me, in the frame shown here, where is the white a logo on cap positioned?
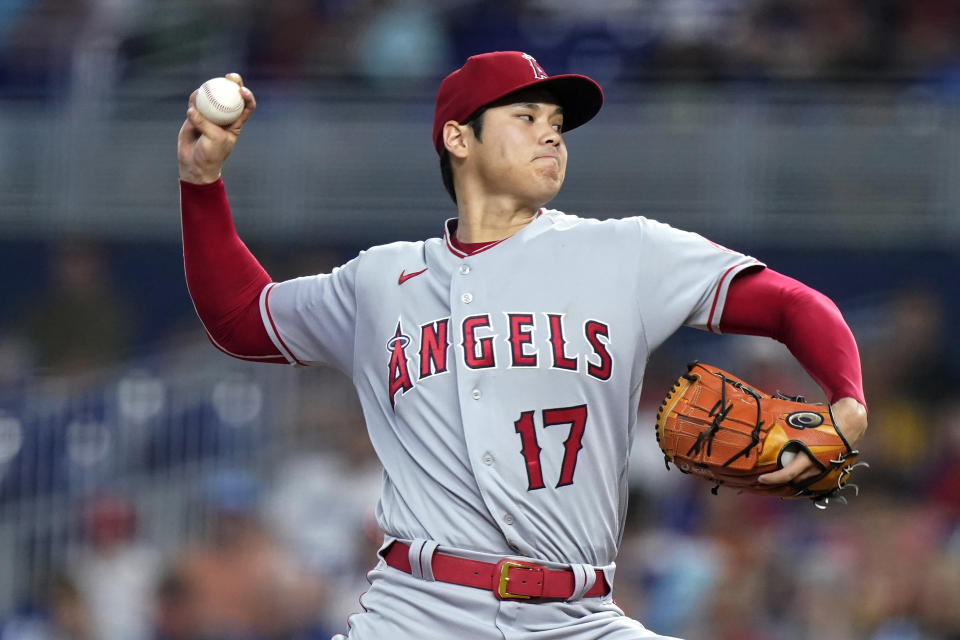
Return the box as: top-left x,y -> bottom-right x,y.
521,53 -> 548,80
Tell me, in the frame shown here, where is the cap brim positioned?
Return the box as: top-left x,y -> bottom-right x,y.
486,74 -> 604,135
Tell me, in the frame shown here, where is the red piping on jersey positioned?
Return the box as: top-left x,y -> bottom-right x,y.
263,283 -> 306,366
343,565 -> 375,639
204,328 -> 287,364
707,263 -> 753,333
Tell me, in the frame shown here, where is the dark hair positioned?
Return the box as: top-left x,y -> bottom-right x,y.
439,110 -> 486,204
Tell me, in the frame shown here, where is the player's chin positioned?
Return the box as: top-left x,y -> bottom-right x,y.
529,171 -> 564,202
535,163 -> 564,182
525,186 -> 562,210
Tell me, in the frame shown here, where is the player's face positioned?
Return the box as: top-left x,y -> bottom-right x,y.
468,91 -> 567,208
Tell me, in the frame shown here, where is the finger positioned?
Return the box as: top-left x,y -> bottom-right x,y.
188,89 -> 198,108
758,453 -> 815,485
229,85 -> 257,131
186,105 -> 225,140
240,85 -> 256,111
225,72 -> 243,87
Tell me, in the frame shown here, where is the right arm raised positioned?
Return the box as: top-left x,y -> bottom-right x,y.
178,74 -> 285,363
177,72 -> 255,186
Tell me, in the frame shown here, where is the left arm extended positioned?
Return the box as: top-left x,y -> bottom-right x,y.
720,267 -> 868,484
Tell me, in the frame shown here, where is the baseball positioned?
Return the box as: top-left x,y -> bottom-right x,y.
195,77 -> 244,126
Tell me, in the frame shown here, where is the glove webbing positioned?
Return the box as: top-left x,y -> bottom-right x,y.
685,370 -> 765,467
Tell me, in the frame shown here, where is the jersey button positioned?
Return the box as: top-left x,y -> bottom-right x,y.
459,264 -> 471,275
482,454 -> 493,465
471,389 -> 481,400
461,293 -> 473,304
503,514 -> 515,525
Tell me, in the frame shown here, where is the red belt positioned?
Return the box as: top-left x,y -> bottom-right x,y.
383,541 -> 610,601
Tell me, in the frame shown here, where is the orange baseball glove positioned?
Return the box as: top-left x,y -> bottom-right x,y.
655,362 -> 866,507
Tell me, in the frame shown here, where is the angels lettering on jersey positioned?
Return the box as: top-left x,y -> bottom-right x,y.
386,313 -> 612,408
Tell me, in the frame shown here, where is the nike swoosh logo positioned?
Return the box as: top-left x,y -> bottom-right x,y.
398,267 -> 428,285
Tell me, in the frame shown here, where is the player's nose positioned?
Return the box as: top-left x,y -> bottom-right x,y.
539,126 -> 561,147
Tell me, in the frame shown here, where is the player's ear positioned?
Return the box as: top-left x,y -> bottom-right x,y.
443,121 -> 470,159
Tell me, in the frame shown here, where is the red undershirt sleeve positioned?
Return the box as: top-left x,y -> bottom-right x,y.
720,267 -> 866,408
180,179 -> 285,362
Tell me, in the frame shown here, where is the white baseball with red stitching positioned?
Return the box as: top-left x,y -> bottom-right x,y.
195,77 -> 244,126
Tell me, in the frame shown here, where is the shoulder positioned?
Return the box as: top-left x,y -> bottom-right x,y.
536,211 -> 732,258
545,210 -> 713,242
346,238 -> 435,282
539,209 -> 659,238
348,238 -> 432,267
361,239 -> 429,260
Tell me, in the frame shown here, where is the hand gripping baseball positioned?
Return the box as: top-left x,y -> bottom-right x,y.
177,73 -> 257,185
655,362 -> 868,507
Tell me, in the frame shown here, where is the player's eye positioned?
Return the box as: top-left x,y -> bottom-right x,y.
552,123 -> 563,132
517,114 -> 534,121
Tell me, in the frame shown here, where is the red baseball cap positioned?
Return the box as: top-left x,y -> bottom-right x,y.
433,51 -> 604,155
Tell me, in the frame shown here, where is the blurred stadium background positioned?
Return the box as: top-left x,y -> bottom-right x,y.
0,1 -> 958,639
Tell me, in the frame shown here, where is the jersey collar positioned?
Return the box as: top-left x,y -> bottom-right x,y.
443,209 -> 544,258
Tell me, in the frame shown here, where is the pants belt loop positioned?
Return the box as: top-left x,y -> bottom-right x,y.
407,539 -> 439,581
602,564 -> 617,595
566,564 -> 597,602
419,540 -> 439,582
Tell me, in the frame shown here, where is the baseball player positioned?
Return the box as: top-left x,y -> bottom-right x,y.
177,52 -> 868,639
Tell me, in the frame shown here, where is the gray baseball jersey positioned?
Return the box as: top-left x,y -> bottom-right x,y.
260,210 -> 759,572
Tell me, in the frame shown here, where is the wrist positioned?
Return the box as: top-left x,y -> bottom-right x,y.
831,397 -> 868,446
179,169 -> 222,185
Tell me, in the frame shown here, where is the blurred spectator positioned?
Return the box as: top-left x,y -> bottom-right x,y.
615,501 -> 723,636
3,0 -> 960,91
0,0 -> 89,93
170,470 -> 330,639
265,370 -> 382,627
68,0 -> 148,106
6,240 -> 133,377
0,336 -> 31,385
152,571 -> 199,640
897,0 -> 960,75
860,287 -> 955,491
46,577 -> 91,640
852,497 -> 960,638
68,492 -> 161,640
244,1 -> 338,80
926,398 -> 960,518
353,0 -> 452,85
0,575 -> 91,640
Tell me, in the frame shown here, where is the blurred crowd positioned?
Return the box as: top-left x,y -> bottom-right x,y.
2,0 -> 960,98
0,469 -> 380,640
